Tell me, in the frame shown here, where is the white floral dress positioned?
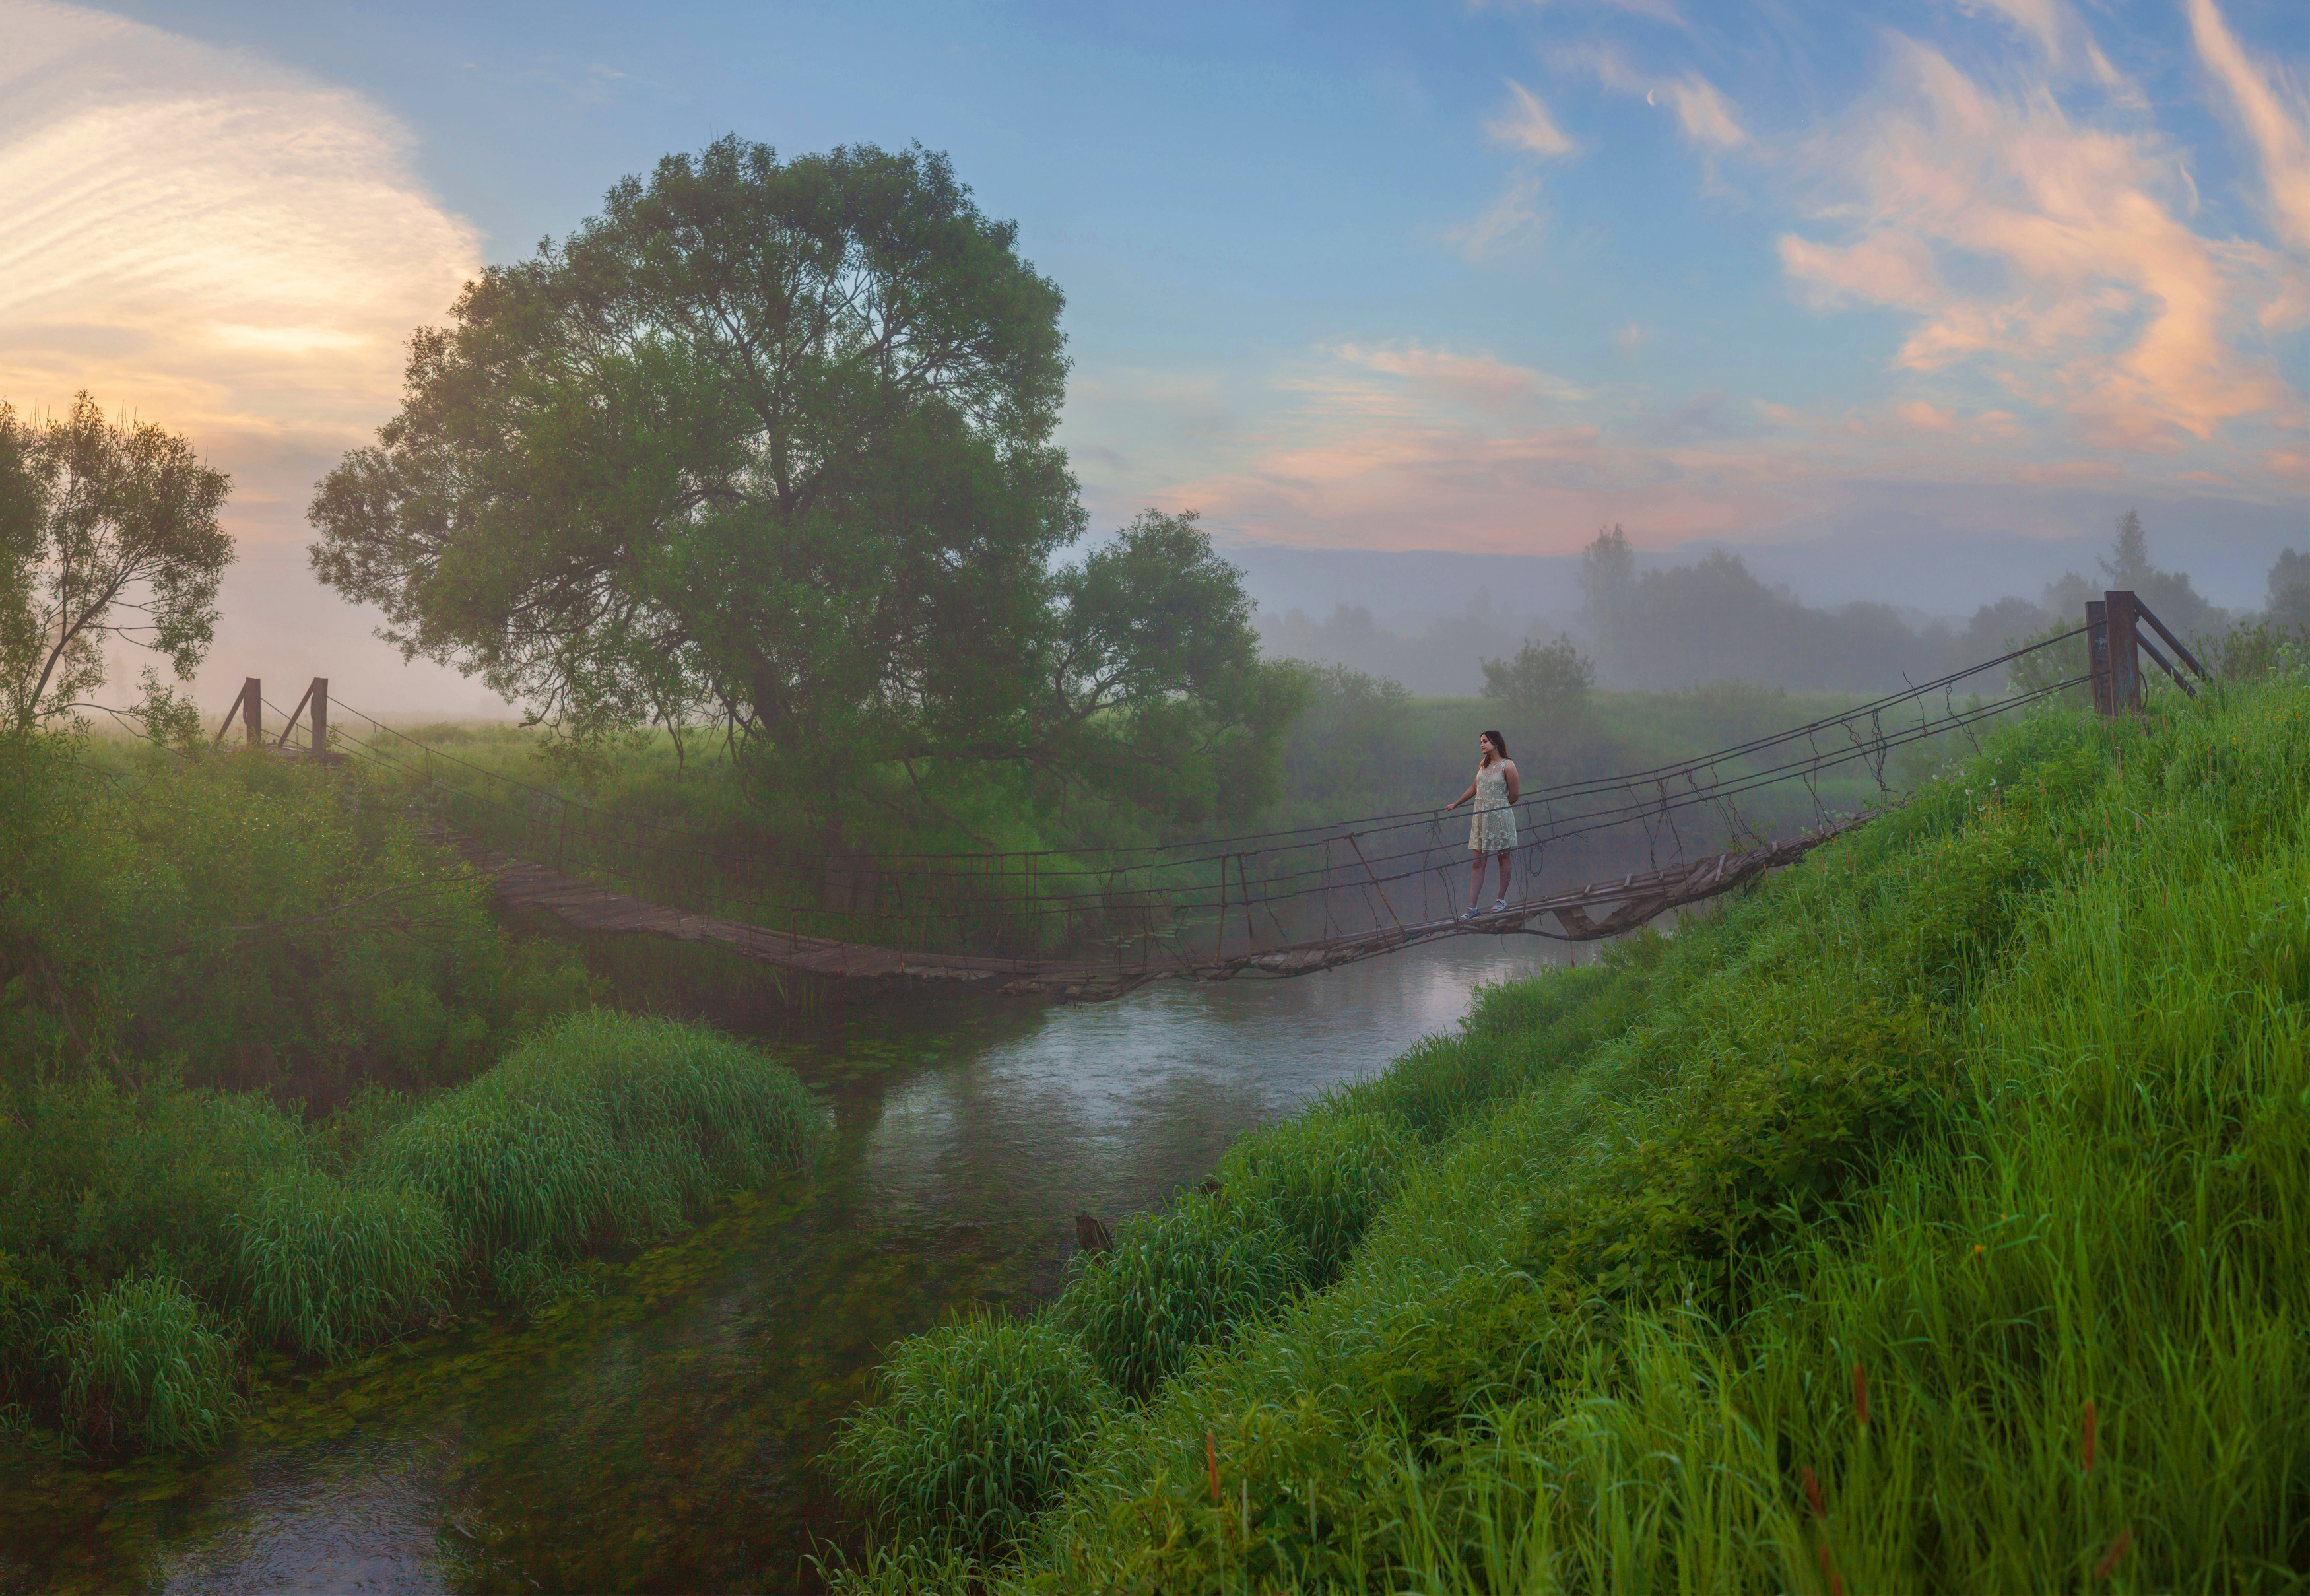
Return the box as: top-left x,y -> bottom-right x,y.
1469,761 -> 1517,855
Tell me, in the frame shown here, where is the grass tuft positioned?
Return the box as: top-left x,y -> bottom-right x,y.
836,1314 -> 1115,1556
360,1011 -> 823,1288
56,1274 -> 239,1454
232,1169 -> 454,1358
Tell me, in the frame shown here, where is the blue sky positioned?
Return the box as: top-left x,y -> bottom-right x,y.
5,0 -> 2310,704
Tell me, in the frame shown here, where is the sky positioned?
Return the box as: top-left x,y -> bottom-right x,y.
4,0 -> 2310,712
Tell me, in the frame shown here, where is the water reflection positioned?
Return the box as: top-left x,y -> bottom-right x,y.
7,933 -> 1591,1595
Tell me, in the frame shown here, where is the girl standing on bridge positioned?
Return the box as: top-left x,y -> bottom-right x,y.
1445,730 -> 1519,919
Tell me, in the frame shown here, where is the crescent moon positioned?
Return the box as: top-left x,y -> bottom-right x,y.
1647,88 -> 1657,106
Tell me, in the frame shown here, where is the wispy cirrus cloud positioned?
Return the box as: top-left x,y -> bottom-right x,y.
1556,42 -> 1750,151
1454,81 -> 1579,261
0,0 -> 479,507
1777,34 -> 2303,454
0,0 -> 492,713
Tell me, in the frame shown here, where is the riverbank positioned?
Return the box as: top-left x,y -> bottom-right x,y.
5,937 -> 1590,1591
834,676 -> 2310,1591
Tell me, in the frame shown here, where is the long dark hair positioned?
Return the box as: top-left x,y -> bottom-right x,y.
1481,729 -> 1508,761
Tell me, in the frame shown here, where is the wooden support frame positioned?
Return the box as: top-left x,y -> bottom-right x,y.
213,677 -> 261,747
2090,593 -> 2206,715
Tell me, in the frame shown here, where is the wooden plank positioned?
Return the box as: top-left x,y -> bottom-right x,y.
432,811 -> 1870,1002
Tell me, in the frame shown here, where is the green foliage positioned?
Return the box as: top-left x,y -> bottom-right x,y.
360,1011 -> 823,1277
840,681 -> 2310,1592
231,1169 -> 453,1358
2198,616 -> 2310,682
1478,633 -> 1596,718
1217,1111 -> 1410,1288
1274,662 -> 1412,818
0,393 -> 232,735
0,1079 -> 313,1310
306,139 -> 1286,831
0,730 -> 582,1095
56,1274 -> 238,1454
1051,1197 -> 1304,1401
836,1315 -> 1115,1555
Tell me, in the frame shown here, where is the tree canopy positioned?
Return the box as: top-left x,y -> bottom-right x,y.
310,137 -> 1289,821
0,393 -> 231,736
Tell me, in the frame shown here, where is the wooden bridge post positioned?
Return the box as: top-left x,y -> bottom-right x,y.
2104,590 -> 2144,712
2086,601 -> 2111,717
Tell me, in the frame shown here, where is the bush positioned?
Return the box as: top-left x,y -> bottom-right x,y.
0,730 -> 596,1098
837,1315 -> 1115,1554
1053,1197 -> 1304,1401
232,1169 -> 453,1358
56,1274 -> 238,1453
1218,1110 -> 1410,1288
360,1011 -> 822,1283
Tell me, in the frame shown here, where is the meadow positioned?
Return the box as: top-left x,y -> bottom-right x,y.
0,737 -> 823,1456
828,669 -> 2310,1592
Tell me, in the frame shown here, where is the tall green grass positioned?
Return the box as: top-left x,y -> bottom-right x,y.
836,679 -> 2310,1592
1,1012 -> 821,1453
361,1011 -> 824,1265
56,1275 -> 239,1455
836,1315 -> 1116,1556
232,1170 -> 455,1358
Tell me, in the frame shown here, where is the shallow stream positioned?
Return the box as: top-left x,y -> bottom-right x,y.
8,935 -> 1591,1594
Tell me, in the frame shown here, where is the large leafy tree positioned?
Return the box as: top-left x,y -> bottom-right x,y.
0,393 -> 232,736
310,137 -> 1284,815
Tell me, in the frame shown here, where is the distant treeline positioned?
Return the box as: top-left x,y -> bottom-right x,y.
1263,512 -> 2292,697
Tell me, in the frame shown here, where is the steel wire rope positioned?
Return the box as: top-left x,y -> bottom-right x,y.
319,625 -> 2086,876
320,671 -> 2091,960
317,662 -> 2091,937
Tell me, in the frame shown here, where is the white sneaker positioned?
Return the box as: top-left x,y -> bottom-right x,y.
1490,900 -> 1509,914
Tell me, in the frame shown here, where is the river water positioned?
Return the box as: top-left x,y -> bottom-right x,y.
10,934 -> 1593,1594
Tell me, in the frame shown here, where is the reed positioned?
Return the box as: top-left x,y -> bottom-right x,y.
1050,1195 -> 1304,1401
1216,1109 -> 1410,1288
232,1168 -> 454,1358
360,1011 -> 823,1284
55,1274 -> 239,1455
835,1314 -> 1116,1556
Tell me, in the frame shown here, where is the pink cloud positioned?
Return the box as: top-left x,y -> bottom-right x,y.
2013,459 -> 2125,483
2188,0 -> 2310,260
1896,399 -> 1958,432
1779,36 -> 2301,453
1323,343 -> 1579,413
1489,81 -> 1576,158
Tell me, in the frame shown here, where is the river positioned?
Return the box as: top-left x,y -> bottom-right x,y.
11,935 -> 1595,1594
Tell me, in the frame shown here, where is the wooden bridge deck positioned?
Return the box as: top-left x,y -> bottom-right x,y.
437,816 -> 1866,1002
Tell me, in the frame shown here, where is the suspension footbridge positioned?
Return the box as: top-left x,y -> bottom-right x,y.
215,595 -> 2193,1001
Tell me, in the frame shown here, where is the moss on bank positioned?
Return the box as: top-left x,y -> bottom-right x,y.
834,679 -> 2310,1591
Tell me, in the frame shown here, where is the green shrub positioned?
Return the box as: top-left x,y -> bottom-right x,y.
232,1169 -> 453,1358
0,1079 -> 314,1307
360,1011 -> 822,1283
56,1274 -> 238,1453
837,1315 -> 1115,1554
1053,1197 -> 1304,1400
1218,1110 -> 1411,1288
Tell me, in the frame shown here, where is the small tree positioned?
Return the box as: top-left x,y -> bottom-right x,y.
0,394 -> 232,736
1480,634 -> 1596,716
2266,547 -> 2310,630
1579,524 -> 1634,616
